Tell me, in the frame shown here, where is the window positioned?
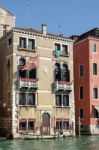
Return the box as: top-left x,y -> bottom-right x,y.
62,45 -> 68,55
19,69 -> 36,79
3,25 -> 7,35
93,88 -> 98,99
19,119 -> 35,131
28,120 -> 35,130
28,39 -> 35,50
93,63 -> 97,75
56,94 -> 69,107
62,64 -> 70,81
19,93 -> 26,105
80,108 -> 84,118
19,37 -> 26,48
55,63 -> 70,82
93,107 -> 99,118
8,36 -> 13,46
19,119 -> 27,131
19,93 -> 36,106
56,95 -> 62,106
80,86 -> 84,99
19,58 -> 26,66
56,120 -> 69,130
63,95 -> 69,106
80,65 -> 84,77
92,43 -> 96,52
55,43 -> 61,51
27,93 -> 35,105
55,63 -> 61,81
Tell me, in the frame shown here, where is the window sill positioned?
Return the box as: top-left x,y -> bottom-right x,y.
19,105 -> 36,108
55,106 -> 70,108
18,47 -> 37,52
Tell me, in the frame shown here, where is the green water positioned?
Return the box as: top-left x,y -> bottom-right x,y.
0,136 -> 99,150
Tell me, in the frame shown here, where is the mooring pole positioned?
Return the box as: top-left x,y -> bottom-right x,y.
78,117 -> 81,137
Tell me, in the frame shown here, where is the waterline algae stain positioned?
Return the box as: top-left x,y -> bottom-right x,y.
0,136 -> 99,150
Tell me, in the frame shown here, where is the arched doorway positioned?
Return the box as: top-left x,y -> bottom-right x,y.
41,112 -> 50,135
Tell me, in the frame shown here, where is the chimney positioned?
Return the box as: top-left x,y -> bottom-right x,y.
42,24 -> 47,35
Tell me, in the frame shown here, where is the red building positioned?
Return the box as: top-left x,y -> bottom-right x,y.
73,28 -> 99,134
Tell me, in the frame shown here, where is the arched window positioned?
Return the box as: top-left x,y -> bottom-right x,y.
55,63 -> 61,81
62,64 -> 70,81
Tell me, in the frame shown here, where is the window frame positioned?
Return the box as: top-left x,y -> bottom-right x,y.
79,64 -> 84,77
79,86 -> 84,100
80,108 -> 84,119
93,63 -> 97,75
92,43 -> 96,53
93,87 -> 98,99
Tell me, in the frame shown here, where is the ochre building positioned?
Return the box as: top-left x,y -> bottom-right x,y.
0,22 -> 75,138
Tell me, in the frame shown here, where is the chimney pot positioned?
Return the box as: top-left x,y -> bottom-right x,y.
42,24 -> 47,35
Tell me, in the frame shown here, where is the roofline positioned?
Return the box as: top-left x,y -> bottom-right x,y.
0,6 -> 15,17
13,27 -> 73,42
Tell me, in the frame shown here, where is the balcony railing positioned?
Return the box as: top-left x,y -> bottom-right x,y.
54,50 -> 70,58
53,81 -> 72,91
61,51 -> 70,57
18,78 -> 38,89
18,45 -> 37,52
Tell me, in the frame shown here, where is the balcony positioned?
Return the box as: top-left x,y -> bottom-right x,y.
61,51 -> 70,57
18,78 -> 38,89
54,50 -> 70,58
53,81 -> 72,92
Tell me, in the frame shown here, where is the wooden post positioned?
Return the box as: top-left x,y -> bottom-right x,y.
78,117 -> 81,137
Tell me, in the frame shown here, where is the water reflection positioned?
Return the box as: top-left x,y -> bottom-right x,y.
0,136 -> 99,150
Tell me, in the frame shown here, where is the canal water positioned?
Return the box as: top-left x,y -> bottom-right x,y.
0,136 -> 99,150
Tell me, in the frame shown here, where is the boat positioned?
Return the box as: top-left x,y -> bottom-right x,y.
21,133 -> 57,140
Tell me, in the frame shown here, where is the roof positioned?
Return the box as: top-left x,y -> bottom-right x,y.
14,27 -> 71,40
75,28 -> 99,43
0,6 -> 15,16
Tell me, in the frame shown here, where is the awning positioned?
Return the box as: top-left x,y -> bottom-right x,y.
28,119 -> 35,122
94,106 -> 99,112
19,119 -> 27,123
56,118 -> 69,121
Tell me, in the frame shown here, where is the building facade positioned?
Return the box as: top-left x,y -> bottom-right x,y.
0,7 -> 15,38
74,28 -> 99,134
0,24 -> 75,138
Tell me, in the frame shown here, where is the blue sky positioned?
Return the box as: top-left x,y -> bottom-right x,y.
0,0 -> 99,36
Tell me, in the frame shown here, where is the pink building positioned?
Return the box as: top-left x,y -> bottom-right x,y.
73,28 -> 99,134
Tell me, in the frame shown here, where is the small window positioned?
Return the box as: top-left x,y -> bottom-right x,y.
3,25 -> 7,35
62,45 -> 68,55
27,93 -> 35,105
80,65 -> 84,77
55,43 -> 61,51
56,95 -> 62,106
92,43 -> 96,52
19,120 -> 27,131
93,88 -> 98,99
93,63 -> 97,75
93,107 -> 99,118
19,93 -> 26,105
28,39 -> 35,50
63,95 -> 69,106
28,120 -> 35,130
80,86 -> 84,99
80,108 -> 84,118
19,37 -> 26,48
8,36 -> 13,46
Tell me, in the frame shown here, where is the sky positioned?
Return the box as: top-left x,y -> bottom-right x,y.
0,0 -> 99,36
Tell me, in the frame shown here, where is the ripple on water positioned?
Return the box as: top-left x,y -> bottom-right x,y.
0,136 -> 99,150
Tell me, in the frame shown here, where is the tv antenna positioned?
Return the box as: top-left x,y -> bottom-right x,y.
58,25 -> 62,35
26,0 -> 29,17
